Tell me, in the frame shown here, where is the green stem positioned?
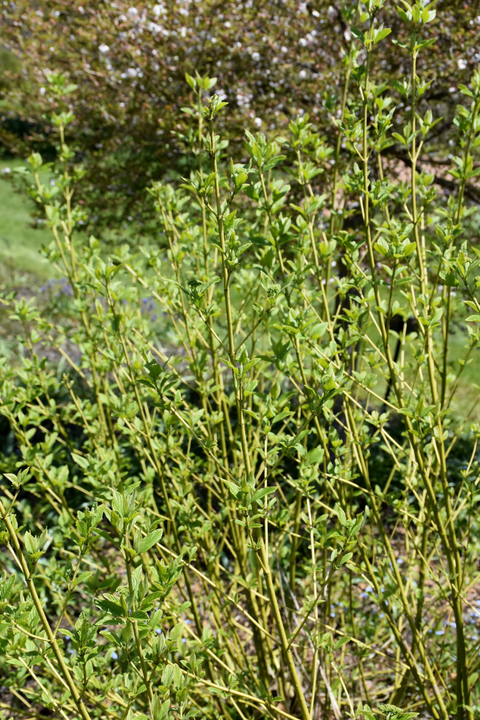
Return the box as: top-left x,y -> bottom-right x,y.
0,499 -> 93,720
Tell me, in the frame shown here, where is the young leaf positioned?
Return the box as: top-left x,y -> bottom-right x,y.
251,487 -> 276,504
137,530 -> 163,554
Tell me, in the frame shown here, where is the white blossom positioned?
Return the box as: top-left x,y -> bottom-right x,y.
39,87 -> 46,96
299,38 -> 308,47
99,44 -> 110,53
254,117 -> 262,128
153,4 -> 166,16
236,91 -> 252,107
299,69 -> 307,79
127,7 -> 139,19
457,58 -> 467,70
251,51 -> 260,61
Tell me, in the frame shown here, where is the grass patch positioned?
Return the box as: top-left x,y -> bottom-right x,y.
0,158 -> 55,279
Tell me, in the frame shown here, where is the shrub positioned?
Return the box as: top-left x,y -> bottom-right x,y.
2,3 -> 480,720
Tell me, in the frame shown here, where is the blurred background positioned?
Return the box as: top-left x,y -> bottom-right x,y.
0,0 -> 478,299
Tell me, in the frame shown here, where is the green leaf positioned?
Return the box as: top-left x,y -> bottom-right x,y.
93,529 -> 120,547
137,530 -> 163,554
157,700 -> 170,720
73,571 -> 93,587
311,322 -> 328,339
335,504 -> 347,526
272,410 -> 293,424
307,447 -> 324,464
100,630 -> 121,646
97,599 -> 126,618
71,453 -> 89,469
444,272 -> 458,287
351,27 -> 365,44
374,27 -> 391,44
402,242 -> 416,257
360,706 -> 377,720
204,76 -> 217,90
170,623 -> 184,642
185,73 -> 196,90
251,487 -> 276,504
459,84 -> 474,98
225,480 -> 241,497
